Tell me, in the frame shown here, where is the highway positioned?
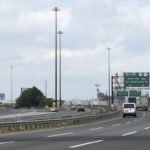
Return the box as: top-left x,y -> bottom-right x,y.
0,107 -> 100,123
0,111 -> 150,150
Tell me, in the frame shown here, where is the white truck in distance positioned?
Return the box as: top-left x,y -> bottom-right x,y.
122,103 -> 137,118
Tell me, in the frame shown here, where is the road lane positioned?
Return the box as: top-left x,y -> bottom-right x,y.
0,111 -> 149,150
80,119 -> 150,150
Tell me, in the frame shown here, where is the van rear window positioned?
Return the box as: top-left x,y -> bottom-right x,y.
124,104 -> 134,108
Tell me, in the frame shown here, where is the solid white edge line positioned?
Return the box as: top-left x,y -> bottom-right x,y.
144,127 -> 150,130
112,124 -> 121,127
69,140 -> 104,148
122,131 -> 137,136
48,132 -> 73,137
0,141 -> 14,145
89,127 -> 104,131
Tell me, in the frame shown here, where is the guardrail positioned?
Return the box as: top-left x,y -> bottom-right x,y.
0,109 -> 121,133
0,107 -> 100,123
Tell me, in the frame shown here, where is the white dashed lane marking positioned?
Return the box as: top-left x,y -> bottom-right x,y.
144,127 -> 150,130
69,140 -> 104,148
48,132 -> 73,138
122,131 -> 137,137
0,141 -> 14,145
112,124 -> 121,127
89,127 -> 104,131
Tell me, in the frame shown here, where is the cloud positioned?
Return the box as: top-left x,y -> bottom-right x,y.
17,10 -> 50,32
0,0 -> 150,100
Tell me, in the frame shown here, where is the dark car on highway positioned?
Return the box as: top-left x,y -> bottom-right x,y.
77,107 -> 85,112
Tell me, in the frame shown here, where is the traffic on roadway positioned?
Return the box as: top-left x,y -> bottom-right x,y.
0,110 -> 150,150
0,107 -> 100,123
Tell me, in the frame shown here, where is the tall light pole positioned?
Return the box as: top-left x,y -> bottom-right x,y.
45,80 -> 47,106
52,7 -> 60,108
58,30 -> 63,108
10,66 -> 13,106
107,48 -> 111,107
45,80 -> 47,98
95,84 -> 100,100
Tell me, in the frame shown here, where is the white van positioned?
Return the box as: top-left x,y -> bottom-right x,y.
122,103 -> 136,118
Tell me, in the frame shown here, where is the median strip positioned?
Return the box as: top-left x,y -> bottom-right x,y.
0,141 -> 14,145
69,140 -> 104,148
48,132 -> 73,137
122,131 -> 137,136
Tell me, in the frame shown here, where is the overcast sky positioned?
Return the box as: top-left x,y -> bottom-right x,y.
1,0 -> 150,101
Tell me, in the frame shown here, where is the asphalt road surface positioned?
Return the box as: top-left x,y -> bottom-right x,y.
0,111 -> 150,150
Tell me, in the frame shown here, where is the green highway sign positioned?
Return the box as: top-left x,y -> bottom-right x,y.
124,72 -> 149,87
117,90 -> 128,97
129,90 -> 141,97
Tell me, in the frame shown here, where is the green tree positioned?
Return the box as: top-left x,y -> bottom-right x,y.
16,86 -> 46,108
46,98 -> 53,107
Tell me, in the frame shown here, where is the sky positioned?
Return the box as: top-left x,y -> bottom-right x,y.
1,0 -> 150,102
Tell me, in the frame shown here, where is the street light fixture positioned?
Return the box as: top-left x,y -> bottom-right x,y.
52,7 -> 60,108
58,30 -> 63,108
107,47 -> 111,107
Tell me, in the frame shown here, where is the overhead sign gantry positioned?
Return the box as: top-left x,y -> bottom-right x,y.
112,72 -> 150,105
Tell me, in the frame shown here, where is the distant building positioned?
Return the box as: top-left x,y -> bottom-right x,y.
0,93 -> 5,101
63,101 -> 72,106
80,100 -> 90,106
93,100 -> 107,106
